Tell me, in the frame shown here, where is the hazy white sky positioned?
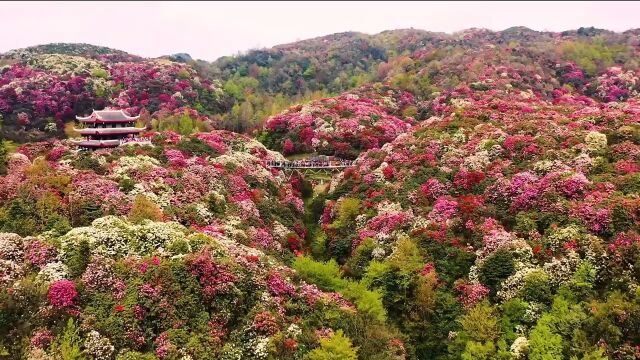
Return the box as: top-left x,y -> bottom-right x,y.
1,1 -> 639,61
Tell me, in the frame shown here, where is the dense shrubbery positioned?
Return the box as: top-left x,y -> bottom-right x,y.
260,84 -> 415,159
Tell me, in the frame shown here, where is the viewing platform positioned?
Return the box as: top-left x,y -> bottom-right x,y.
265,159 -> 354,169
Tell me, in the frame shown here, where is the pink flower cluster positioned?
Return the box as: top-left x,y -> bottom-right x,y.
47,279 -> 78,308
455,281 -> 490,308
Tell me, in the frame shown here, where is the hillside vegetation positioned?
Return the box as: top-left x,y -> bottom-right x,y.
0,26 -> 639,359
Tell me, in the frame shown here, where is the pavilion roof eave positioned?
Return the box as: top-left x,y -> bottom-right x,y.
73,127 -> 146,134
75,109 -> 141,121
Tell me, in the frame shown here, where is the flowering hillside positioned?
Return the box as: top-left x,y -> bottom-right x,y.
253,27 -> 640,157
261,84 -> 415,159
313,84 -> 640,358
0,130 -> 307,257
0,45 -> 227,142
0,131 -> 404,359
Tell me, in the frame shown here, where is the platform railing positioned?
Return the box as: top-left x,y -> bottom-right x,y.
265,160 -> 354,169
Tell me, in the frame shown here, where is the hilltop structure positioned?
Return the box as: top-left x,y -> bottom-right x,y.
73,109 -> 147,149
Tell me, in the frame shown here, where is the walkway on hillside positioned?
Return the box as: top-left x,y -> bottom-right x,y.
265,159 -> 354,169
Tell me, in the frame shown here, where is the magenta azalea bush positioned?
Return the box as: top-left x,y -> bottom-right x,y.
47,279 -> 78,308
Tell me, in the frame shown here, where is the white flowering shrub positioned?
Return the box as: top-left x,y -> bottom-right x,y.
112,156 -> 160,180
58,216 -> 193,259
35,262 -> 69,284
584,131 -> 608,153
0,233 -> 24,261
83,331 -> 115,360
510,336 -> 529,359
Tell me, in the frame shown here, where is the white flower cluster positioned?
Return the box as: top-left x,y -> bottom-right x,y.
584,131 -> 608,153
112,155 -> 160,180
452,129 -> 467,144
376,200 -> 403,215
0,233 -> 24,261
25,348 -> 53,360
271,221 -> 291,241
29,54 -> 105,75
193,202 -> 214,223
544,225 -> 582,252
59,216 -> 191,259
497,267 -> 542,301
329,171 -> 345,193
0,259 -> 24,286
532,160 -> 571,175
286,324 -> 302,338
136,220 -> 187,255
372,247 -> 386,260
542,251 -> 581,286
463,150 -> 490,171
523,302 -> 544,323
510,336 -> 529,359
450,98 -> 472,109
36,262 -> 69,284
129,183 -> 172,209
250,336 -> 271,359
83,331 -> 115,360
441,146 -> 466,169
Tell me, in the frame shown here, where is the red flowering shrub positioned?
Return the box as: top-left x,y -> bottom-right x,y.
253,311 -> 280,336
186,250 -> 236,298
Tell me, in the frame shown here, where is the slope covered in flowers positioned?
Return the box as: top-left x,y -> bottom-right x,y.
2,26 -> 640,360
0,219 -> 403,359
312,82 -> 640,358
0,45 -> 227,142
0,131 -> 404,359
0,130 -> 307,257
261,84 -> 415,159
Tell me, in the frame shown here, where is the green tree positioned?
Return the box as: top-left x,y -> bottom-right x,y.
51,318 -> 85,360
0,139 -> 7,176
305,330 -> 358,360
128,195 -> 163,224
528,323 -> 563,360
478,249 -> 516,295
177,113 -> 195,135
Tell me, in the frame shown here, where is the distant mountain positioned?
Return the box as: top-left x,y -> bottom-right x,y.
1,42 -> 143,63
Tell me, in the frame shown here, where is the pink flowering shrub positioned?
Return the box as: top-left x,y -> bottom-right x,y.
47,279 -> 78,308
25,240 -> 57,268
454,281 -> 490,308
186,250 -> 237,298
